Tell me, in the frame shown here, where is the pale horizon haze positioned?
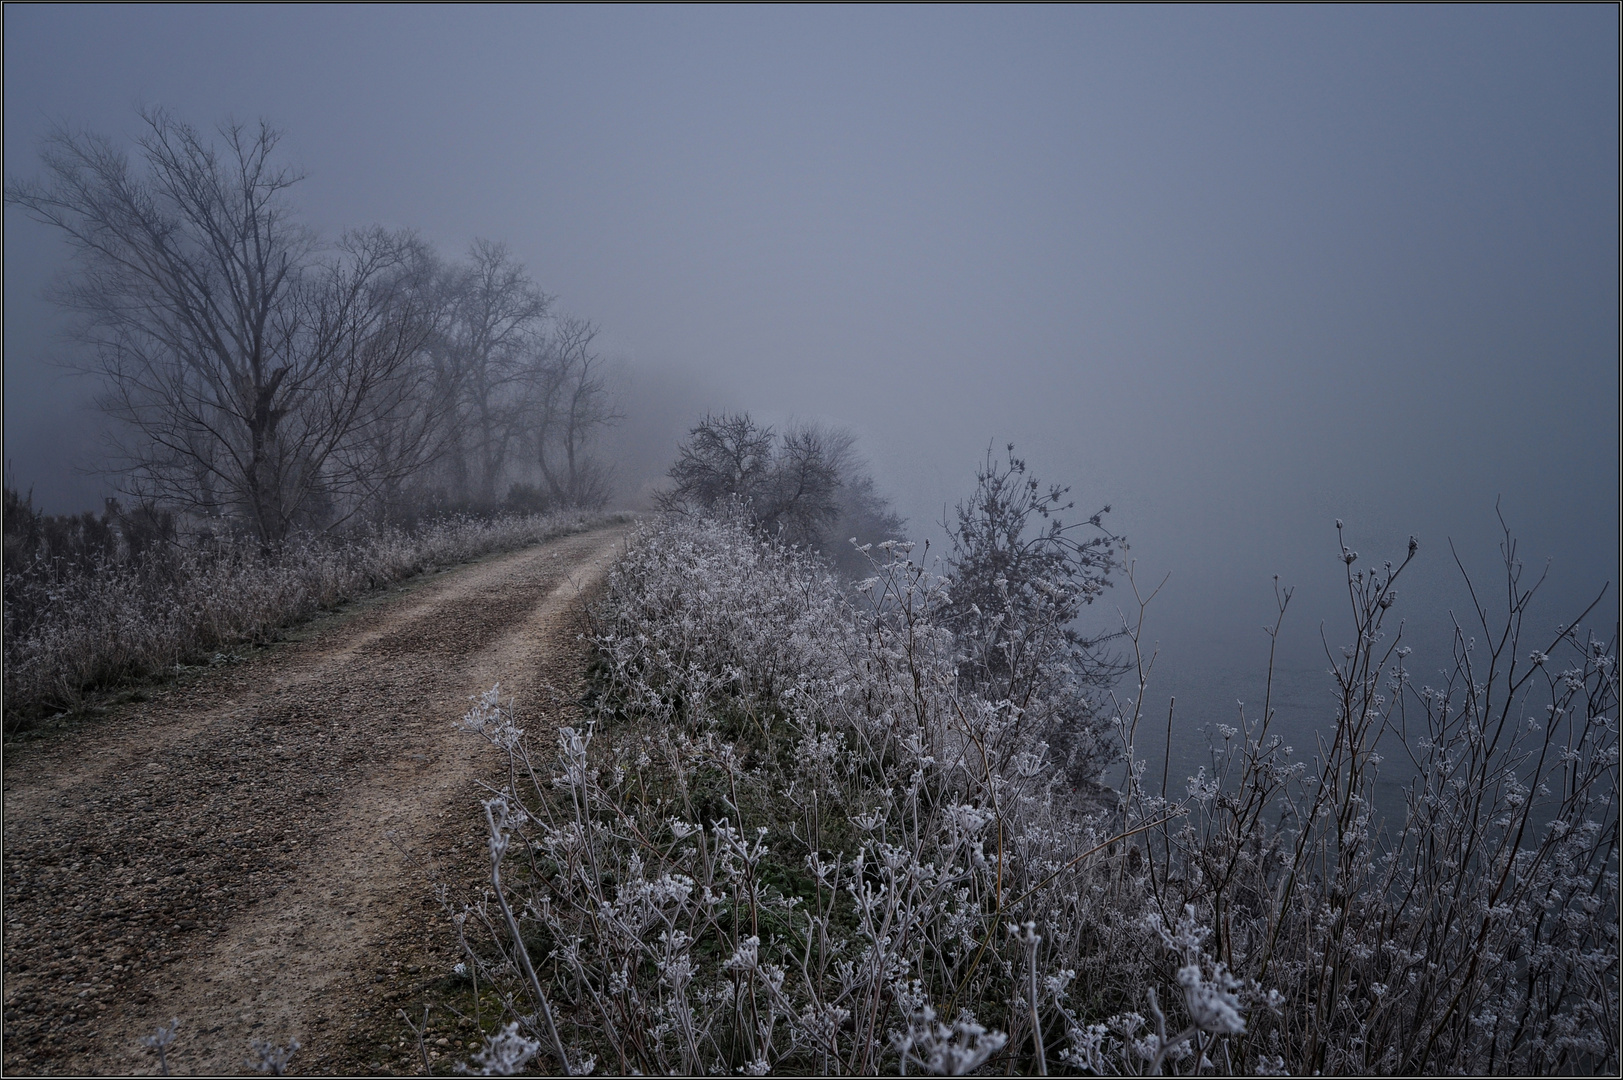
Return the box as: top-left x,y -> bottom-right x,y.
6,6 -> 1618,741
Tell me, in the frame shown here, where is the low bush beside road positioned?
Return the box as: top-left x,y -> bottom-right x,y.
449,509 -> 1616,1076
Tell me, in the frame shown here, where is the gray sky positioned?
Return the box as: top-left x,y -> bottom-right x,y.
6,5 -> 1618,700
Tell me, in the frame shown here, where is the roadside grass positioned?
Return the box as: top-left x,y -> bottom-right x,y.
3,511 -> 631,734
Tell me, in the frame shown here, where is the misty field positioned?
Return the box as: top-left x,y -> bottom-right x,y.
4,18 -> 1616,1073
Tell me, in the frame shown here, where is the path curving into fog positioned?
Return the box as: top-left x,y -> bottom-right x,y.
2,523 -> 630,1075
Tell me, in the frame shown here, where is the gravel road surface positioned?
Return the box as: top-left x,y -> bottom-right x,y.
2,523 -> 629,1075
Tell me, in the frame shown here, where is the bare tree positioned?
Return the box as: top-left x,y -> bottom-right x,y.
765,422 -> 851,547
659,414 -> 898,555
434,240 -> 551,507
529,316 -> 621,508
7,110 -> 443,543
315,234 -> 456,524
939,444 -> 1127,775
658,412 -> 777,515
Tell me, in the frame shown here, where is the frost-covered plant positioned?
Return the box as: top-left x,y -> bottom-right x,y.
451,511 -> 1156,1074
940,445 -> 1126,782
460,1021 -> 542,1076
246,1036 -> 300,1075
894,1004 -> 1010,1075
452,508 -> 1616,1075
1106,517 -> 1618,1075
138,1017 -> 179,1076
3,508 -> 611,720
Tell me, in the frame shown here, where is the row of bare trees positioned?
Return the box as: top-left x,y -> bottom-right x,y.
8,109 -> 619,545
418,240 -> 620,516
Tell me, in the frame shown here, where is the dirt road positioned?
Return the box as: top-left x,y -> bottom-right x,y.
2,524 -> 630,1075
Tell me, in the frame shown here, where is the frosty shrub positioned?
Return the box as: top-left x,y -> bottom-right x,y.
656,413 -> 906,572
2,509 -> 615,721
138,1017 -> 179,1075
1102,521 -> 1619,1075
246,1036 -> 301,1075
452,510 -> 1616,1075
940,445 -> 1127,782
452,510 -> 1165,1075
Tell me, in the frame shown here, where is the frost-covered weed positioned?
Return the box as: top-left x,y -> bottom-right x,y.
138,1017 -> 179,1075
460,1021 -> 542,1075
451,512 -> 1160,1074
940,445 -> 1127,783
1101,521 -> 1618,1075
2,510 -> 610,718
453,511 -> 1617,1075
894,1004 -> 1010,1075
246,1036 -> 300,1075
